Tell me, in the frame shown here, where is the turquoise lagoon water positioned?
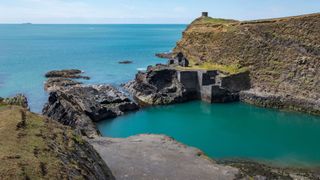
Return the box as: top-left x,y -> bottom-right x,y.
1,24 -> 320,167
98,101 -> 320,167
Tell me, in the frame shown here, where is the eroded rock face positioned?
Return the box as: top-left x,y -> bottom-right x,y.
124,65 -> 192,105
43,70 -> 139,137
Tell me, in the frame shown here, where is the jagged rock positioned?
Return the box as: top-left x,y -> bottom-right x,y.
45,77 -> 82,92
43,85 -> 139,137
43,70 -> 139,137
124,65 -> 192,105
45,69 -> 90,80
1,94 -> 29,109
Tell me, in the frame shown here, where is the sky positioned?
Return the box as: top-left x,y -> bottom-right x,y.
0,0 -> 319,24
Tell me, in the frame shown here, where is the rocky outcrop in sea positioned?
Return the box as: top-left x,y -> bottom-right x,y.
43,69 -> 139,137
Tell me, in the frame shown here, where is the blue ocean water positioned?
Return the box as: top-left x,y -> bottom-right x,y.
0,24 -> 186,112
1,24 -> 320,167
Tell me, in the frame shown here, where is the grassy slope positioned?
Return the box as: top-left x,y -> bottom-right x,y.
174,13 -> 320,99
0,105 -> 102,179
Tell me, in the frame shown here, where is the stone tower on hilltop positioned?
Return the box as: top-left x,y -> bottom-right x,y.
202,12 -> 208,17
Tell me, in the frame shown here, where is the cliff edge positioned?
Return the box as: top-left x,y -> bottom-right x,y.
174,13 -> 320,114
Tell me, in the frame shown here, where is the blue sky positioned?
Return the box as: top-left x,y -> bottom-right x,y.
0,0 -> 319,24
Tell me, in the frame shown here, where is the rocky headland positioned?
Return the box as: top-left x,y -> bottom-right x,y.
43,69 -> 139,137
173,13 -> 320,115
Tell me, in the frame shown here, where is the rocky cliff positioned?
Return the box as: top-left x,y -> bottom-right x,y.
174,13 -> 320,114
0,96 -> 114,180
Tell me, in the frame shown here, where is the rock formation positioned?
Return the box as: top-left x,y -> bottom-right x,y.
124,65 -> 193,105
174,13 -> 320,115
43,70 -> 139,137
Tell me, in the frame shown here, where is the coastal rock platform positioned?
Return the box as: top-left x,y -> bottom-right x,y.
89,134 -> 239,180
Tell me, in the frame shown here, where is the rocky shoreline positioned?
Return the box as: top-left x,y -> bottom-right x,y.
240,90 -> 320,115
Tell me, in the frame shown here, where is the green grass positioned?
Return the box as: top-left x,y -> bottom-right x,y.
193,17 -> 237,25
177,61 -> 248,74
0,105 -> 85,179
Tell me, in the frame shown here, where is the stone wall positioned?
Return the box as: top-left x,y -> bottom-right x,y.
177,69 -> 250,103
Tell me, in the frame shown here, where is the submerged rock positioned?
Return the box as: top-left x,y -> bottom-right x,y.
118,60 -> 133,64
43,70 -> 139,137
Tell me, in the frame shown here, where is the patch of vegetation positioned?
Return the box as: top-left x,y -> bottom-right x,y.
178,61 -> 248,74
193,17 -> 237,25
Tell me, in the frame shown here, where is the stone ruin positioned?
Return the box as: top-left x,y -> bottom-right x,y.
177,70 -> 251,103
168,52 -> 189,67
202,12 -> 208,17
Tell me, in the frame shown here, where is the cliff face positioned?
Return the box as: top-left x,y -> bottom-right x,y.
0,103 -> 114,179
174,14 -> 320,109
